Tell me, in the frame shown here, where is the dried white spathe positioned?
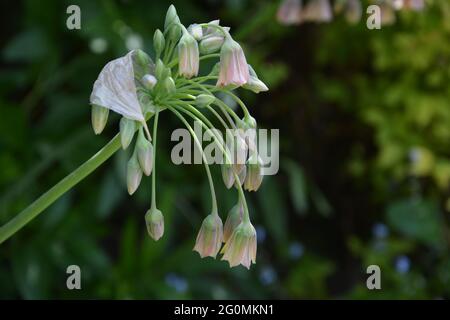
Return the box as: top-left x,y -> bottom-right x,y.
90,50 -> 145,122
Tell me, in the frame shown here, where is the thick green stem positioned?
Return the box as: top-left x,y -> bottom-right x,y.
0,133 -> 122,244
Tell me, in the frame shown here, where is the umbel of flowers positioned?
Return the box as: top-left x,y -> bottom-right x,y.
89,5 -> 268,269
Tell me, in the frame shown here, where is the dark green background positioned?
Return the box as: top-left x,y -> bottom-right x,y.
0,0 -> 449,299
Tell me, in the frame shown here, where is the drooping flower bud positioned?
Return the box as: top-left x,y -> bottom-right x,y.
244,153 -> 263,192
221,221 -> 257,269
223,202 -> 244,242
136,129 -> 153,176
91,104 -> 109,135
301,0 -> 333,23
193,214 -> 223,258
221,163 -> 235,189
127,152 -> 143,195
145,207 -> 164,241
195,94 -> 216,108
162,76 -> 176,94
142,74 -> 157,90
217,36 -> 249,87
199,36 -> 225,55
188,23 -> 203,40
178,31 -> 199,79
120,117 -> 136,149
153,29 -> 165,58
277,0 -> 302,25
229,132 -> 248,175
243,65 -> 269,94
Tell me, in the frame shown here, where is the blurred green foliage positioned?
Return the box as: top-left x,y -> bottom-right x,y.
0,0 -> 449,299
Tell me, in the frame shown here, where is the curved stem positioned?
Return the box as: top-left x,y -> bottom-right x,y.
151,108 -> 160,209
169,107 -> 218,215
0,133 -> 122,244
170,105 -> 250,222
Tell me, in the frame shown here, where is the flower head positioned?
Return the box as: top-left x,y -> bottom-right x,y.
145,207 -> 164,241
178,32 -> 199,78
193,214 -> 223,258
217,36 -> 249,87
221,221 -> 257,269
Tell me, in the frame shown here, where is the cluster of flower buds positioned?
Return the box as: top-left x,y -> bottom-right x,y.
88,5 -> 268,269
277,0 -> 425,26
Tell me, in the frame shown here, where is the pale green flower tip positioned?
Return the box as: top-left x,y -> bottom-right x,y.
193,214 -> 223,259
119,117 -> 136,150
91,104 -> 109,135
142,74 -> 157,90
162,76 -> 176,94
126,153 -> 143,195
195,94 -> 215,108
145,207 -> 165,241
164,4 -> 180,30
153,29 -> 165,57
199,36 -> 225,55
188,23 -> 203,41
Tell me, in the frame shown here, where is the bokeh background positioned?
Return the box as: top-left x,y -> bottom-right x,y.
0,0 -> 449,299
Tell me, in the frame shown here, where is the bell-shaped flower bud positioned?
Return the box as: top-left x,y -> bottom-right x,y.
188,23 -> 203,40
221,163 -> 235,189
223,202 -> 244,243
243,65 -> 269,93
244,153 -> 263,192
199,36 -> 225,55
221,221 -> 257,269
302,0 -> 333,23
153,29 -> 165,58
178,31 -> 199,79
145,207 -> 164,241
127,152 -> 143,195
120,117 -> 136,150
216,36 -> 249,87
193,213 -> 223,258
277,0 -> 302,25
229,132 -> 248,175
162,76 -> 176,94
195,94 -> 216,108
164,4 -> 180,30
142,74 -> 157,90
136,129 -> 153,176
91,104 -> 109,135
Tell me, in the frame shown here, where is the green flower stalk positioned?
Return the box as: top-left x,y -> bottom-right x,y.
0,5 -> 271,269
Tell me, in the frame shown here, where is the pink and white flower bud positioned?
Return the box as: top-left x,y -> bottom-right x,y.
223,202 -> 244,242
127,153 -> 143,195
221,163 -> 235,189
221,221 -> 257,269
145,207 -> 164,241
178,32 -> 199,79
193,214 -> 223,258
277,0 -> 302,25
244,153 -> 263,192
216,37 -> 249,87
